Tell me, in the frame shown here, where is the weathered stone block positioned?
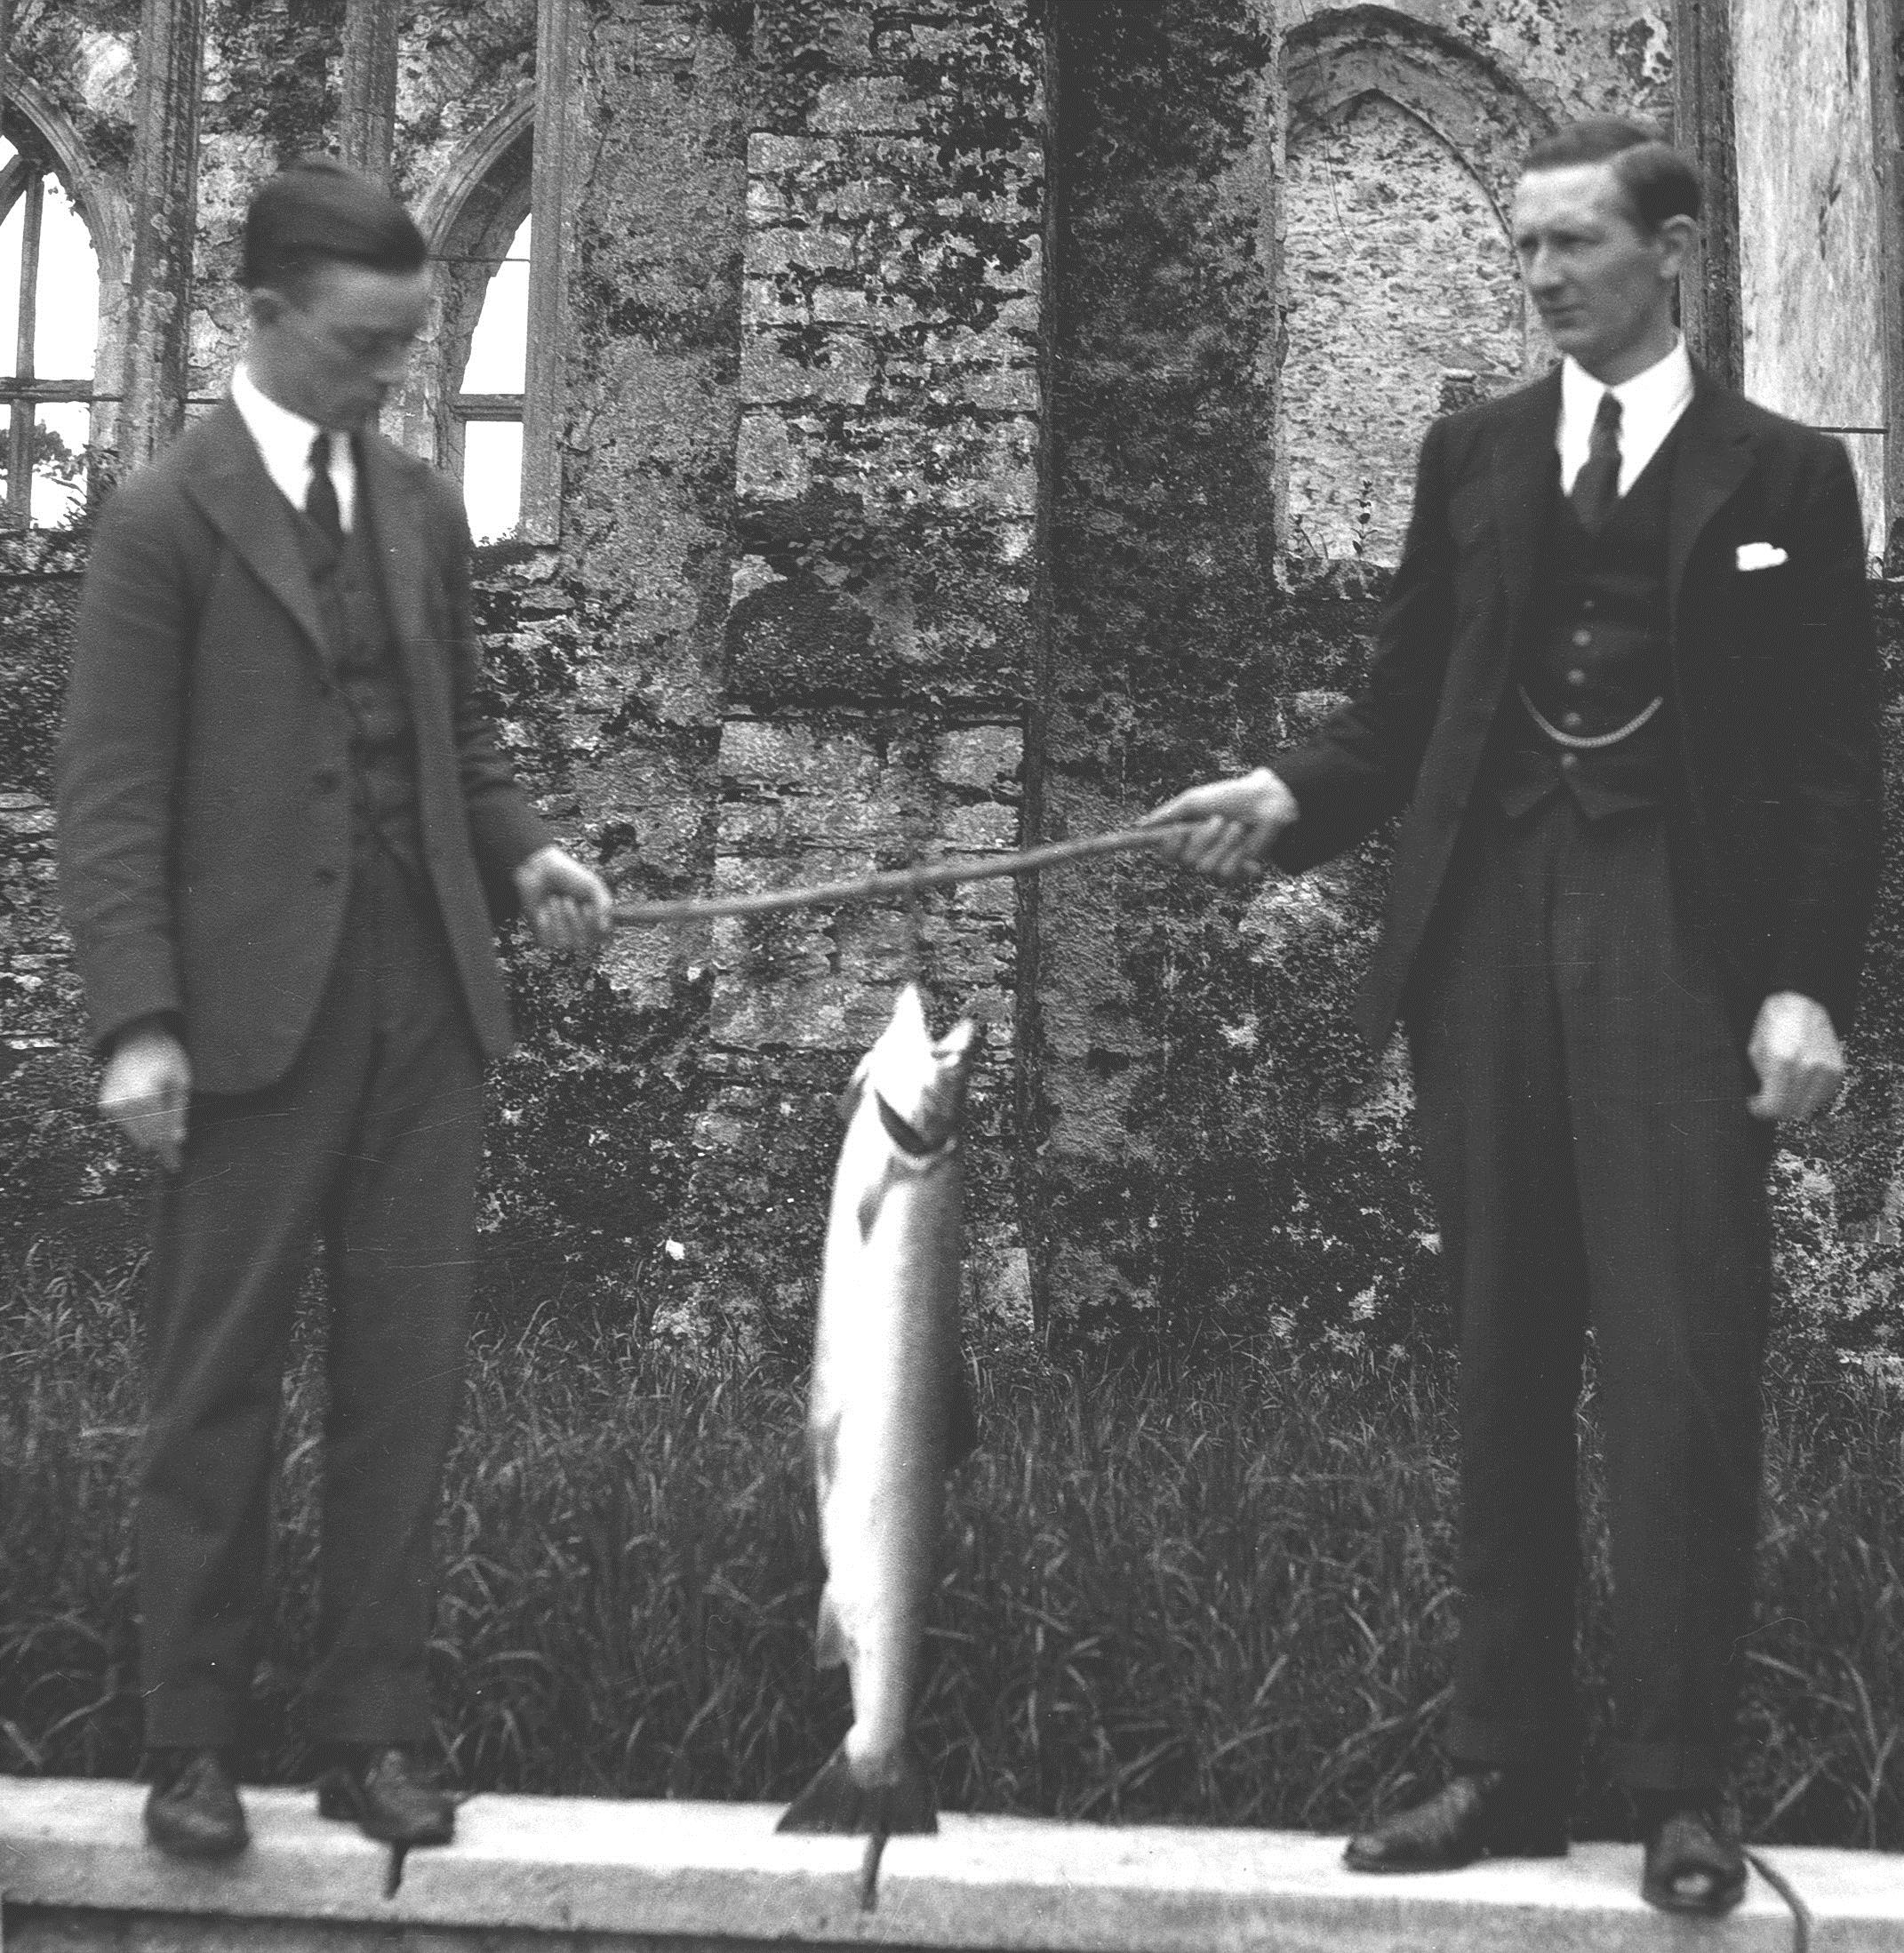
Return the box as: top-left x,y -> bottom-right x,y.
743,222 -> 858,276
935,725 -> 1023,792
806,282 -> 926,331
734,412 -> 812,501
758,412 -> 1037,516
748,133 -> 844,178
811,76 -> 925,134
740,329 -> 878,406
941,801 -> 1020,852
947,364 -> 1040,412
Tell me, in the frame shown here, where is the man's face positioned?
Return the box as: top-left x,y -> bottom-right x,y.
1512,160 -> 1691,383
247,259 -> 431,431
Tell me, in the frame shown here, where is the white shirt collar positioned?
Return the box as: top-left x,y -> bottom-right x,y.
230,362 -> 356,532
1556,336 -> 1695,499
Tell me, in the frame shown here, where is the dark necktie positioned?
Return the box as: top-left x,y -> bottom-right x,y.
305,430 -> 341,546
1570,390 -> 1621,533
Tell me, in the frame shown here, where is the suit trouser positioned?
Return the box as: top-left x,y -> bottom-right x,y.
1404,791 -> 1773,1793
136,843 -> 484,1749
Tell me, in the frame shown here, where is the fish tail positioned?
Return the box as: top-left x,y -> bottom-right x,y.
775,1738 -> 937,1836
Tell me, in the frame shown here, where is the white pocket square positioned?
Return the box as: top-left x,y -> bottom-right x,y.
1735,541 -> 1788,571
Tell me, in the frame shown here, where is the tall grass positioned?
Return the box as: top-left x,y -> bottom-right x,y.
2,1248 -> 1899,1846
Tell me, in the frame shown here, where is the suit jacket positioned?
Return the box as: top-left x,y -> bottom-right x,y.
1271,367 -> 1882,1050
58,400 -> 552,1095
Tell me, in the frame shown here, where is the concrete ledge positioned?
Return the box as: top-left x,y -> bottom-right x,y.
873,1819 -> 1797,1952
0,1779 -> 388,1921
4,1775 -> 1899,1950
1756,1846 -> 1904,1952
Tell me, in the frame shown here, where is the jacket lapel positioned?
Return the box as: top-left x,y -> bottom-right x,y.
180,401 -> 332,663
1666,372 -> 1757,626
356,432 -> 446,717
1488,368 -> 1562,652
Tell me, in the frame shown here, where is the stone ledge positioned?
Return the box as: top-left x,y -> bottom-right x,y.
1754,1845 -> 1904,1952
0,1780 -> 388,1922
2,1776 -> 1898,1949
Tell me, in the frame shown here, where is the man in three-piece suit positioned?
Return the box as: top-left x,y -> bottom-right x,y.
1152,118 -> 1879,1911
57,159 -> 614,1859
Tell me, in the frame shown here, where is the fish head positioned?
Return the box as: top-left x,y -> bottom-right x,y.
860,983 -> 978,1156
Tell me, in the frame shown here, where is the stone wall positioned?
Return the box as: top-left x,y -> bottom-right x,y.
4,0 -> 1903,1370
1732,0 -> 1891,553
1281,0 -> 1672,564
676,0 -> 1044,1353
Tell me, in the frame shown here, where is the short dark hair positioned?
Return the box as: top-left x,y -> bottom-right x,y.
241,156 -> 428,293
1520,116 -> 1702,231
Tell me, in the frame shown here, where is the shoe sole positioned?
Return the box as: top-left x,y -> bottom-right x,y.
1642,1871 -> 1747,1916
316,1773 -> 454,1845
1344,1837 -> 1568,1874
144,1814 -> 249,1861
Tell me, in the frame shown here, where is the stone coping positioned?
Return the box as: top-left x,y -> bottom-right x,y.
2,1775 -> 1899,1949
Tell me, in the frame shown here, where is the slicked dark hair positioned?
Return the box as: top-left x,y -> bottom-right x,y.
1520,116 -> 1702,232
242,156 -> 428,295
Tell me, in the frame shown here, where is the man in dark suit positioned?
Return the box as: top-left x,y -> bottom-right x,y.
58,159 -> 614,1860
1151,118 -> 1879,1912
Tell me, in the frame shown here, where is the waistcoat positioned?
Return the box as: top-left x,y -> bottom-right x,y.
293,495 -> 426,878
1485,419 -> 1685,820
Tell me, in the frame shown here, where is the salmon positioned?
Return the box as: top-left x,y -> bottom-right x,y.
779,983 -> 979,1839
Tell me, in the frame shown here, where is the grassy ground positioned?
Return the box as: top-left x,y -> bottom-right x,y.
2,1246 -> 1899,1847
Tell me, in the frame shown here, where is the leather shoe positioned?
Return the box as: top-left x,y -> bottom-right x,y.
1343,1768 -> 1568,1872
316,1745 -> 455,1845
144,1748 -> 249,1861
1641,1800 -> 1746,1915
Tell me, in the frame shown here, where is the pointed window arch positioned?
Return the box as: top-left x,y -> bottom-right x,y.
0,133 -> 101,528
400,0 -> 578,546
452,212 -> 531,543
1279,12 -> 1554,565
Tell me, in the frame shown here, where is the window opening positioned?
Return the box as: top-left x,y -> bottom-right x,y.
452,212 -> 528,543
0,136 -> 100,528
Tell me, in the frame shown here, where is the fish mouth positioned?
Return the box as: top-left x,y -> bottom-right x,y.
874,1090 -> 940,1157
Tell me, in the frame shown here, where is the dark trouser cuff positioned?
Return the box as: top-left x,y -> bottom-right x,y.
1448,1709 -> 1579,1783
143,1685 -> 245,1752
1607,1740 -> 1729,1793
303,1685 -> 435,1749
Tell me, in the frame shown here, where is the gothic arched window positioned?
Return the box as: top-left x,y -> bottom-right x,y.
401,78 -> 565,547
452,212 -> 530,543
0,136 -> 100,529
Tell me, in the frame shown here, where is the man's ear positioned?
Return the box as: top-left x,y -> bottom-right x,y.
1657,214 -> 1699,285
247,285 -> 291,332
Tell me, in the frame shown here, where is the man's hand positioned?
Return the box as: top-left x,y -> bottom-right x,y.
1747,991 -> 1844,1122
100,1022 -> 191,1173
513,844 -> 614,956
1144,767 -> 1300,884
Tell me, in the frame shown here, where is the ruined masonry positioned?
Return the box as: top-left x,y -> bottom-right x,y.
3,0 -> 1902,1363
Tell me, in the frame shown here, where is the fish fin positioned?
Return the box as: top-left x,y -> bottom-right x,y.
810,1407 -> 843,1507
836,1049 -> 875,1125
812,1586 -> 850,1669
855,1156 -> 901,1241
775,1739 -> 938,1837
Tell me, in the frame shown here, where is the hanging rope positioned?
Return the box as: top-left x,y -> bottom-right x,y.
610,821 -> 1203,928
